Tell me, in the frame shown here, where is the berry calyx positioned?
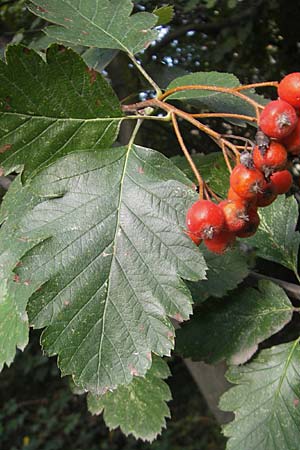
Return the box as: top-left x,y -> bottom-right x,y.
253,142 -> 287,175
278,73 -> 300,108
236,207 -> 260,238
259,99 -> 297,139
230,164 -> 265,200
186,199 -> 225,240
282,118 -> 300,155
219,199 -> 249,233
256,182 -> 277,207
270,170 -> 293,194
204,230 -> 235,254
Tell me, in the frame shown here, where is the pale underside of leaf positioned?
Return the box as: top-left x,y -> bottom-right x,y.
176,281 -> 294,365
246,195 -> 300,273
14,144 -> 206,394
27,0 -> 159,55
221,340 -> 300,450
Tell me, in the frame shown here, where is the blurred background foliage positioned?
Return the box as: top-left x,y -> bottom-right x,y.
1,0 -> 299,448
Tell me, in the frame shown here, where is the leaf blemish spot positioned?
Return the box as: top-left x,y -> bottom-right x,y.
64,17 -> 73,22
24,280 -> 31,286
0,144 -> 12,154
294,399 -> 299,407
137,167 -> 144,174
85,67 -> 97,85
129,365 -> 139,376
36,6 -> 49,13
13,274 -> 20,283
173,313 -> 184,323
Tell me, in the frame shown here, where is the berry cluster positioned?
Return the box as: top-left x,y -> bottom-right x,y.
186,72 -> 300,254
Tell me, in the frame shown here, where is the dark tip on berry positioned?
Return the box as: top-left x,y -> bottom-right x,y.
240,151 -> 254,169
277,112 -> 292,129
255,130 -> 270,155
203,225 -> 215,240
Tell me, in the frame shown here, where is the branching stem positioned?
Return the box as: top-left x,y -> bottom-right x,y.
171,113 -> 204,199
233,81 -> 278,91
158,84 -> 264,120
128,53 -> 162,97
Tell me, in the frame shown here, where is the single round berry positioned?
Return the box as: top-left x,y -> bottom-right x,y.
256,182 -> 277,207
253,142 -> 287,175
236,207 -> 260,238
204,230 -> 235,254
219,199 -> 249,233
259,99 -> 297,139
186,199 -> 225,240
185,230 -> 202,246
282,118 -> 300,155
230,164 -> 265,200
270,170 -> 293,194
278,73 -> 300,108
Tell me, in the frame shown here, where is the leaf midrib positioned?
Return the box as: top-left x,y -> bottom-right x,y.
0,111 -> 124,123
96,142 -> 132,392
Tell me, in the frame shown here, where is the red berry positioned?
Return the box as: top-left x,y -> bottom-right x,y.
270,170 -> 293,194
227,186 -> 246,203
219,199 -> 249,233
253,142 -> 287,175
185,230 -> 202,246
259,99 -> 297,139
230,164 -> 265,200
186,199 -> 225,240
278,73 -> 300,108
236,207 -> 260,238
256,182 -> 277,207
204,230 -> 235,254
282,117 -> 300,155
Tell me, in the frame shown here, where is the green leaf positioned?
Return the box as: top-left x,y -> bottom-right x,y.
187,247 -> 250,303
30,33 -> 118,72
0,45 -> 123,179
246,196 -> 300,274
88,356 -> 171,442
0,177 -> 41,370
171,153 -> 230,198
153,6 -> 174,26
166,72 -> 266,124
14,145 -> 206,393
27,0 -> 158,55
220,339 -> 300,450
176,281 -> 294,365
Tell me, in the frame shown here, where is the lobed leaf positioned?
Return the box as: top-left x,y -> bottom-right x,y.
88,355 -> 171,442
220,339 -> 300,450
0,45 -> 123,179
0,177 -> 41,370
27,0 -> 159,55
246,195 -> 300,274
172,153 -> 229,198
176,281 -> 294,365
187,247 -> 250,303
166,72 -> 267,124
153,6 -> 175,26
13,145 -> 206,393
30,33 -> 118,72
